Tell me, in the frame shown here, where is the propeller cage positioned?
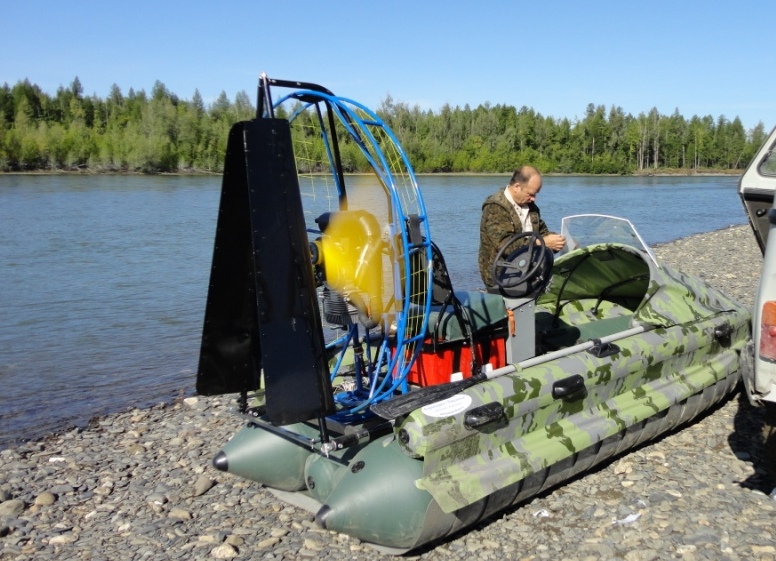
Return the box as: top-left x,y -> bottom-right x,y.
197,74 -> 433,426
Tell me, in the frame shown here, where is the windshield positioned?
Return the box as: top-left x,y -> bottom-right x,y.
558,214 -> 658,266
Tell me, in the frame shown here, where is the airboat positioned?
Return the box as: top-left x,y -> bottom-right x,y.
196,75 -> 751,553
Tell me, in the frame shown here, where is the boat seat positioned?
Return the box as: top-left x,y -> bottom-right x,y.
428,290 -> 507,342
538,315 -> 633,349
535,298 -> 634,350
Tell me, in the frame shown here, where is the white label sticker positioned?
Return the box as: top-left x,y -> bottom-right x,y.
420,394 -> 473,418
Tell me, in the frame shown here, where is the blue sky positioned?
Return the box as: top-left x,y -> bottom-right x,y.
4,0 -> 775,131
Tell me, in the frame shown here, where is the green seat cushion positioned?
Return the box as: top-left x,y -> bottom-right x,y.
539,313 -> 633,350
428,290 -> 507,342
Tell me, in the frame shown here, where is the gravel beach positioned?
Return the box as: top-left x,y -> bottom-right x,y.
1,224 -> 771,561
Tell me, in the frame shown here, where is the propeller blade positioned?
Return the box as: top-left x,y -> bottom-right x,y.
319,210 -> 385,322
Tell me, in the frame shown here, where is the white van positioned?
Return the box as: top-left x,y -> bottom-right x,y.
739,125 -> 776,468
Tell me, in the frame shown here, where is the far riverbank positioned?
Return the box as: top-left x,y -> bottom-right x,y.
0,168 -> 743,178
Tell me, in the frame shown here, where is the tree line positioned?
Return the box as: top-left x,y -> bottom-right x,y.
0,77 -> 768,174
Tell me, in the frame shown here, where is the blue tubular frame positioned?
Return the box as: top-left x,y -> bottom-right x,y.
273,89 -> 433,420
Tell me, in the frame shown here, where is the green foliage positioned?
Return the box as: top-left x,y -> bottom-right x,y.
0,78 -> 766,174
0,78 -> 255,173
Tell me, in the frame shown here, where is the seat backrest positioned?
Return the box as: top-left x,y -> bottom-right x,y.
430,241 -> 454,306
427,242 -> 480,373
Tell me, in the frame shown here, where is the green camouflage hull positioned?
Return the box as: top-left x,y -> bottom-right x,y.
215,309 -> 748,552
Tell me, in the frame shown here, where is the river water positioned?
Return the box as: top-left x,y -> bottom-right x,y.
0,173 -> 747,448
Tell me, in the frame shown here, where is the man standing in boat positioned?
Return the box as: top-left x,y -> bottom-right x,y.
478,165 -> 565,287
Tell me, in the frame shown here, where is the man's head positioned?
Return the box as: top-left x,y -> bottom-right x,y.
508,166 -> 542,206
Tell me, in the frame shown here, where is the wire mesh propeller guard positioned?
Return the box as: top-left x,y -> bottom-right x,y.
268,81 -> 433,421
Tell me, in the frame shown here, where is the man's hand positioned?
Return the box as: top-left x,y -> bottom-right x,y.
543,233 -> 566,252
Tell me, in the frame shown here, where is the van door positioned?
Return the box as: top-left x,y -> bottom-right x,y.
740,125 -> 776,408
740,126 -> 776,253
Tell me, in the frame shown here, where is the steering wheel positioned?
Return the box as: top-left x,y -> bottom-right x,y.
491,231 -> 552,298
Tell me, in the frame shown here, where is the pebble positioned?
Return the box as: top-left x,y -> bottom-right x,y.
33,492 -> 56,506
193,475 -> 215,497
0,225 -> 773,560
210,543 -> 238,559
0,500 -> 25,517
